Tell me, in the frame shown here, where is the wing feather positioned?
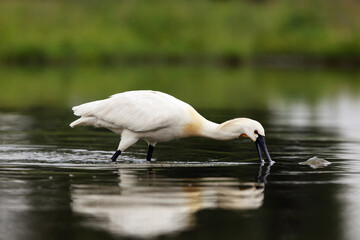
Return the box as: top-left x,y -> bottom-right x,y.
71,91 -> 188,132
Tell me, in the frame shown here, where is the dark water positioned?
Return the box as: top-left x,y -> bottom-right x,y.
1,101 -> 360,240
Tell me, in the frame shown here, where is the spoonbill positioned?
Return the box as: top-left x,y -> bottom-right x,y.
70,90 -> 273,163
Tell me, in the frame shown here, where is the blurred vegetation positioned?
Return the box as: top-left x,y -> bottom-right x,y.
0,0 -> 360,66
1,1 -> 359,110
1,66 -> 359,109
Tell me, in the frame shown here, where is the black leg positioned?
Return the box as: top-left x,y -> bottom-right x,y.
146,145 -> 154,161
111,150 -> 121,162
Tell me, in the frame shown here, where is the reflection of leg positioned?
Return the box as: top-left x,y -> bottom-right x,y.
146,145 -> 154,161
111,150 -> 121,162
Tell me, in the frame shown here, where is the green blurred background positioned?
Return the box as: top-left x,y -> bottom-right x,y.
0,0 -> 359,110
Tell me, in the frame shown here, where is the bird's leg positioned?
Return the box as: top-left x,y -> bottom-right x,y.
112,131 -> 139,162
111,150 -> 121,162
146,145 -> 155,161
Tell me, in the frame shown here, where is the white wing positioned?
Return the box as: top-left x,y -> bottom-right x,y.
71,90 -> 189,132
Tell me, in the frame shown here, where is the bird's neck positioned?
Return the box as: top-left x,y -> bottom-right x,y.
183,108 -> 242,140
198,119 -> 241,140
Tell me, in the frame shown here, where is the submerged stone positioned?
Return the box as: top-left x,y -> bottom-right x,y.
299,156 -> 331,169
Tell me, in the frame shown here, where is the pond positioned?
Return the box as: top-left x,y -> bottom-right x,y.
1,67 -> 360,240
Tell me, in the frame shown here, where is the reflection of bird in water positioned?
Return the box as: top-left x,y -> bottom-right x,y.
71,165 -> 272,239
70,90 -> 273,163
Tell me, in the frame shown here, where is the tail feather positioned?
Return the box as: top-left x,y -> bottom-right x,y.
70,98 -> 117,129
70,117 -> 96,128
72,99 -> 105,117
70,116 -> 119,130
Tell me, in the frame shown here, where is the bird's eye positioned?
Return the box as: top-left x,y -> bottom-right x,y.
254,130 -> 258,135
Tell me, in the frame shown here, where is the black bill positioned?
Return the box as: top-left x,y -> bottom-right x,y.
255,135 -> 273,163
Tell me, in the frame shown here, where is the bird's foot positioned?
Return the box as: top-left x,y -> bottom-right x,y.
111,150 -> 121,162
146,145 -> 155,161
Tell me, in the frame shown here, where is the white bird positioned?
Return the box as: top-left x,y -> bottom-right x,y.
70,90 -> 273,163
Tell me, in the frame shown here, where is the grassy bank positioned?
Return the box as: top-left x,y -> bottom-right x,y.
0,0 -> 359,66
1,66 -> 359,109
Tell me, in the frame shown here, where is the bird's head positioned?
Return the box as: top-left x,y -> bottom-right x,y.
237,118 -> 265,142
222,118 -> 273,163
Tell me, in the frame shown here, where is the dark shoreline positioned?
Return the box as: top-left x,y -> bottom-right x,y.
2,54 -> 359,69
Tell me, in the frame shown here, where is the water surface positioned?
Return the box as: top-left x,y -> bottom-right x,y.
1,67 -> 360,240
1,103 -> 360,240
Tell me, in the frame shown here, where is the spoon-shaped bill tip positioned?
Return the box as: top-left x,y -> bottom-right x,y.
255,135 -> 274,164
